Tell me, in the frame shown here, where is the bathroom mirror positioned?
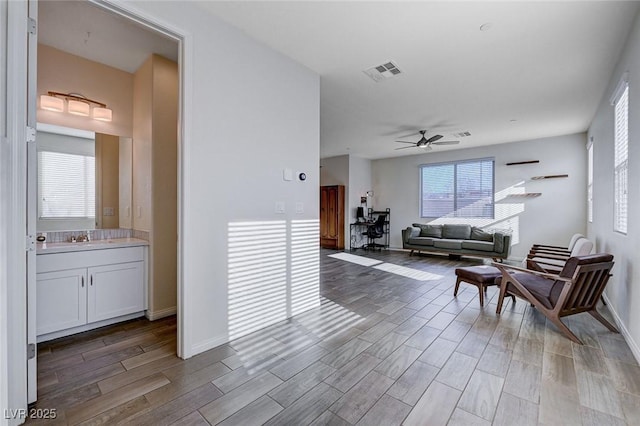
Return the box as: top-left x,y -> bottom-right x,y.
36,123 -> 133,232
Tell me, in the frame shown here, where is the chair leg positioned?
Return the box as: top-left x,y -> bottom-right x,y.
588,309 -> 619,333
454,277 -> 462,297
550,317 -> 583,345
496,280 -> 508,314
478,284 -> 484,307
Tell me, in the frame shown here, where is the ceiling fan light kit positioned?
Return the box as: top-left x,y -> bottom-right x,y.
394,129 -> 460,151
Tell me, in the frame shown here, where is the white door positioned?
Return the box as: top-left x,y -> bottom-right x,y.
87,262 -> 145,323
36,269 -> 87,335
26,0 -> 39,404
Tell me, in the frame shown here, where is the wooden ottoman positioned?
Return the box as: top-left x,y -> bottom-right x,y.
454,265 -> 502,307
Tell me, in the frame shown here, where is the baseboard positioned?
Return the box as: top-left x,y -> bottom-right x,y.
602,293 -> 640,364
37,312 -> 145,343
191,335 -> 229,356
145,306 -> 177,321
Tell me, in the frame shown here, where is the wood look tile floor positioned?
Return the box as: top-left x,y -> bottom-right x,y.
29,249 -> 640,425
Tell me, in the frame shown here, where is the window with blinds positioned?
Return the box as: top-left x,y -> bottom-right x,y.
420,158 -> 494,218
613,83 -> 628,233
587,143 -> 593,223
38,150 -> 96,219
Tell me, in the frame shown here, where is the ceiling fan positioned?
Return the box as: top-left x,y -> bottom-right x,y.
394,130 -> 460,151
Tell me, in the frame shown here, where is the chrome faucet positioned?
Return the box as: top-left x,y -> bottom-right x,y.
76,234 -> 88,242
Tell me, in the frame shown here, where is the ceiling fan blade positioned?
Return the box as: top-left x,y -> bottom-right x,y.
394,145 -> 417,150
395,140 -> 417,144
432,140 -> 460,145
426,134 -> 444,143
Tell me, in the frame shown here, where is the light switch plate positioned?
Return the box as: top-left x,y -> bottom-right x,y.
275,201 -> 285,214
283,168 -> 293,181
295,202 -> 304,214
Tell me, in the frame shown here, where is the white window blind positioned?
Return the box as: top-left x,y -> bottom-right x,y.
613,84 -> 628,233
587,143 -> 593,223
420,158 -> 494,218
38,151 -> 95,219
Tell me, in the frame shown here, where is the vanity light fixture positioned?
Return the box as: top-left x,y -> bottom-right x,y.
39,91 -> 113,122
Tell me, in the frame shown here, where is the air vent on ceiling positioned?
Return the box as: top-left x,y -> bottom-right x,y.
363,61 -> 402,82
452,131 -> 471,138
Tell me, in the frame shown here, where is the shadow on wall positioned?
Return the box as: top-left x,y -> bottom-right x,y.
427,181 -> 529,246
227,219 -> 320,341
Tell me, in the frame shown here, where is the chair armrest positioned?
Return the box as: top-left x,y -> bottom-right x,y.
491,262 -> 571,282
403,227 -> 421,242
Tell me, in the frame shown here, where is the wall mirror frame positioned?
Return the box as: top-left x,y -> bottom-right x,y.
36,123 -> 133,232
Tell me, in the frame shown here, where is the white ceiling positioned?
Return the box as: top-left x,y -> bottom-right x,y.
38,0 -> 178,74
38,1 -> 639,160
200,1 -> 639,159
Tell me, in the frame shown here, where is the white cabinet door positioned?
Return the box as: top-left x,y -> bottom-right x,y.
36,269 -> 87,335
87,261 -> 144,323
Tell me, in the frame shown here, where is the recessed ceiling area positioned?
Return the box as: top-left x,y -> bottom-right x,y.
38,0 -> 178,74
199,1 -> 639,159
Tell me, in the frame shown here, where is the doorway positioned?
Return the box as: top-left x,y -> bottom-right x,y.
29,0 -> 186,403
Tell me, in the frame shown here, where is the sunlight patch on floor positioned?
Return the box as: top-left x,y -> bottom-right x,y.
328,252 -> 383,266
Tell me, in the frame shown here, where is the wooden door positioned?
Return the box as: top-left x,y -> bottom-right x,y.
320,185 -> 345,249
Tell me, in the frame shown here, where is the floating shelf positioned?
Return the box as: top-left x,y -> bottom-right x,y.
531,174 -> 568,180
506,160 -> 540,166
503,193 -> 542,199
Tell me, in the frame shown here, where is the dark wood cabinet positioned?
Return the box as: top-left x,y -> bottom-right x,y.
320,185 -> 345,249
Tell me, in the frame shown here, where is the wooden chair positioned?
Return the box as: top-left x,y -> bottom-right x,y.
494,254 -> 618,344
526,237 -> 592,273
529,233 -> 584,256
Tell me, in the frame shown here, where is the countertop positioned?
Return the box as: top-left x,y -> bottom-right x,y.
37,237 -> 149,255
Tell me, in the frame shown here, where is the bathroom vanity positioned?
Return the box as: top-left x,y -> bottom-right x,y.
36,238 -> 148,342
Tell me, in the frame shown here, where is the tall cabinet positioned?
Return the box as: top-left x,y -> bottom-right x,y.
320,185 -> 345,249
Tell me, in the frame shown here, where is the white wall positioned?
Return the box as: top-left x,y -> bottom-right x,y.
124,1 -> 320,355
588,10 -> 640,361
320,155 -> 349,186
372,134 -> 587,260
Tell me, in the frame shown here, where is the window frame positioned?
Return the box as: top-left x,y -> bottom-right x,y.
587,141 -> 593,223
611,78 -> 629,234
419,157 -> 495,219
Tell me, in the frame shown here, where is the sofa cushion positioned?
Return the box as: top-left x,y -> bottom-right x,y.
442,224 -> 472,239
462,240 -> 496,252
434,239 -> 463,250
408,237 -> 435,247
471,227 -> 494,242
494,232 -> 506,253
412,223 -> 443,238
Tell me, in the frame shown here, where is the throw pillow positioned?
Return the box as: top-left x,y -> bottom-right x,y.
412,223 -> 443,238
471,227 -> 494,242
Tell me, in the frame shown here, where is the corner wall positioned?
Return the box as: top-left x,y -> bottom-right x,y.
588,10 -> 640,361
125,2 -> 320,356
372,133 -> 587,260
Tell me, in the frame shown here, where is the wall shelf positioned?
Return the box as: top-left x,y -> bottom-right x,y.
502,193 -> 542,199
505,160 -> 540,166
531,174 -> 568,180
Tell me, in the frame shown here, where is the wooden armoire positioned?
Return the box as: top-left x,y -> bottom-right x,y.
320,185 -> 345,249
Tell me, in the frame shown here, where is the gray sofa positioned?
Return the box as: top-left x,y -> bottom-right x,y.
402,223 -> 511,260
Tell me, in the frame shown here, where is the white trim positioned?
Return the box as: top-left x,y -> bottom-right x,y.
145,306 -> 177,321
95,0 -> 192,359
602,293 -> 640,364
3,0 -> 29,421
36,312 -> 145,343
190,335 -> 230,356
609,71 -> 629,105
